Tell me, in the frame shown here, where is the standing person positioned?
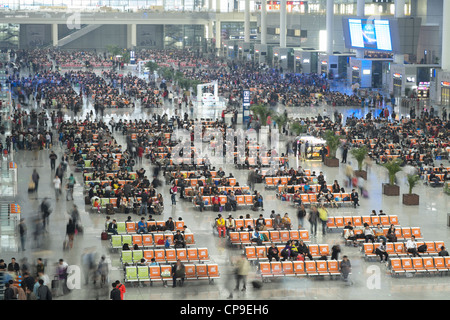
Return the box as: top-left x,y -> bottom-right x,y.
340,256 -> 352,283
318,205 -> 328,235
32,169 -> 40,193
40,197 -> 52,231
171,259 -> 186,288
297,204 -> 307,228
341,144 -> 348,163
49,151 -> 57,171
110,282 -> 121,300
308,205 -> 319,236
234,254 -> 250,292
115,280 -> 126,300
36,279 -> 52,300
18,218 -> 27,252
170,183 -> 177,205
53,174 -> 62,201
331,242 -> 341,260
97,256 -> 109,288
65,218 -> 76,250
66,173 -> 76,201
56,259 -> 68,297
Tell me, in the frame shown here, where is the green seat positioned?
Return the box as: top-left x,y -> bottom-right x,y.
84,160 -> 92,168
111,235 -> 122,249
100,198 -> 110,208
117,222 -> 126,234
133,250 -> 144,263
121,251 -> 133,265
125,266 -> 139,282
137,266 -> 150,282
121,234 -> 132,246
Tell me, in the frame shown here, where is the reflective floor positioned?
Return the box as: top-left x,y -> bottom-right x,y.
1,72 -> 450,301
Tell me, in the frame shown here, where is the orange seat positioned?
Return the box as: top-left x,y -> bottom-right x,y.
305,261 -> 318,276
143,249 -> 154,261
165,249 -> 177,262
187,248 -> 199,262
207,264 -> 220,279
281,261 -> 295,276
316,260 -> 329,275
185,264 -> 197,279
293,261 -> 306,276
176,248 -> 188,261
259,262 -> 272,278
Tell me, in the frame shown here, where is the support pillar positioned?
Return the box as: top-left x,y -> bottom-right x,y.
261,0 -> 267,45
244,0 -> 250,43
394,0 -> 405,64
127,24 -> 137,49
280,0 -> 286,48
215,20 -> 221,50
356,0 -> 364,59
442,0 -> 450,70
52,23 -> 58,47
326,0 -> 334,55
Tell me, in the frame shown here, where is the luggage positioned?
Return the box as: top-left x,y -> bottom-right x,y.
101,231 -> 108,240
28,180 -> 35,193
84,196 -> 91,205
106,203 -> 114,215
225,203 -> 232,212
63,238 -> 69,251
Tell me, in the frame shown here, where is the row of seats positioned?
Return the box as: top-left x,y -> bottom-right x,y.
327,215 -> 400,229
121,247 -> 210,265
110,233 -> 195,249
245,244 -> 331,262
108,220 -> 184,234
389,257 -> 450,276
121,220 -> 185,234
344,227 -> 423,245
265,175 -> 317,188
258,260 -> 344,279
92,196 -> 158,209
174,177 -> 237,187
193,195 -> 256,209
280,191 -> 353,206
362,241 -> 445,260
229,230 -> 310,246
125,264 -> 220,285
184,186 -> 250,197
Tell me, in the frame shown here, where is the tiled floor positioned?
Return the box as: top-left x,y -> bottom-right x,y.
2,80 -> 450,300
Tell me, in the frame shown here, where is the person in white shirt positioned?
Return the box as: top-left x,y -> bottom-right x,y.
406,236 -> 420,257
53,175 -> 61,201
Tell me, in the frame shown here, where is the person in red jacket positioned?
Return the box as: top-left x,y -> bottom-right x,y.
115,280 -> 126,300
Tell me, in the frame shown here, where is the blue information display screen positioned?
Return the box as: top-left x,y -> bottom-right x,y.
348,18 -> 393,51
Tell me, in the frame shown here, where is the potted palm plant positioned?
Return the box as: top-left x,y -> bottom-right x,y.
290,121 -> 307,136
381,158 -> 403,196
250,103 -> 274,126
350,146 -> 368,180
272,114 -> 288,134
403,174 -> 420,205
323,130 -> 341,167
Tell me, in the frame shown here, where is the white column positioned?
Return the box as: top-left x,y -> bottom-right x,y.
395,0 -> 405,18
208,0 -> 212,11
216,0 -> 220,12
261,0 -> 267,45
131,24 -> 137,48
280,0 -> 286,48
52,23 -> 58,47
244,0 -> 250,42
215,20 -> 221,50
442,0 -> 450,70
356,0 -> 364,58
393,0 -> 406,64
326,0 -> 334,55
